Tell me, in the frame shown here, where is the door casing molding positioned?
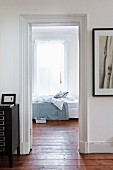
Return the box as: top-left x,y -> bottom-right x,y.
19,14 -> 88,154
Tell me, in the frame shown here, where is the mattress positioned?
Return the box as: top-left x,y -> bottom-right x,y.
68,108 -> 79,118
65,99 -> 79,108
32,95 -> 79,119
66,99 -> 79,118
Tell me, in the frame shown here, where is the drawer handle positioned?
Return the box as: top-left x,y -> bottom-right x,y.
0,122 -> 4,126
0,137 -> 5,141
0,127 -> 5,131
0,116 -> 4,120
0,142 -> 5,146
0,111 -> 4,116
0,132 -> 4,136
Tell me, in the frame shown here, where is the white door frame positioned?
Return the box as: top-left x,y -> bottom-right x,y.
19,14 -> 88,154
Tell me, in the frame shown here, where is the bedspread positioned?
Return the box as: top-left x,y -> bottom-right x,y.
32,102 -> 69,120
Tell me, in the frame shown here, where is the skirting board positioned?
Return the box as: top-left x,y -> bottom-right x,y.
20,142 -> 31,155
79,141 -> 88,154
88,142 -> 113,153
79,141 -> 113,153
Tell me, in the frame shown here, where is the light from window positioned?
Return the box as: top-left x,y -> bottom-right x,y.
34,40 -> 65,96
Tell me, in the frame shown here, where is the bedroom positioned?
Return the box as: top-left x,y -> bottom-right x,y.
32,25 -> 79,121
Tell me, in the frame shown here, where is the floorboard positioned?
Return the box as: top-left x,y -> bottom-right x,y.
1,119 -> 113,169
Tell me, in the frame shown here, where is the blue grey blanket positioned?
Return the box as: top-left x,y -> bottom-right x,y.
32,102 -> 69,120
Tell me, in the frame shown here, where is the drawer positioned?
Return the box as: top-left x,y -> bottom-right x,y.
0,111 -> 4,116
0,121 -> 5,126
0,127 -> 5,131
0,132 -> 5,136
0,142 -> 5,146
0,110 -> 11,121
0,137 -> 5,141
0,146 -> 5,152
0,116 -> 4,121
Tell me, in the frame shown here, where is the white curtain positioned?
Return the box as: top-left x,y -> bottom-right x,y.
33,40 -> 65,96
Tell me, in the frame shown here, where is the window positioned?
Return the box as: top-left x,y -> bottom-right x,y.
33,40 -> 66,96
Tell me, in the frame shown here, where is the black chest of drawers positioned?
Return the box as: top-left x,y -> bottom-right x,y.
0,104 -> 20,168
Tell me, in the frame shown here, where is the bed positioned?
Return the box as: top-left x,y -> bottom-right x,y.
32,94 -> 79,121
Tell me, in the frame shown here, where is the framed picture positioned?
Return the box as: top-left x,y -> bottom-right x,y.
92,28 -> 113,96
1,94 -> 16,104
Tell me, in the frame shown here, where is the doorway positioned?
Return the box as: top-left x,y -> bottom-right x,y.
32,25 -> 79,100
20,14 -> 87,154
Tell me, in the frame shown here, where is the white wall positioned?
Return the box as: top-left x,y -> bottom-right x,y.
0,0 -> 113,153
66,29 -> 79,98
32,26 -> 79,98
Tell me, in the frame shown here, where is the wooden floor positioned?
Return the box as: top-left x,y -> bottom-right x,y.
1,119 -> 113,169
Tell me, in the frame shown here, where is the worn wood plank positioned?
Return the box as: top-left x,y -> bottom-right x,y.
1,119 -> 113,169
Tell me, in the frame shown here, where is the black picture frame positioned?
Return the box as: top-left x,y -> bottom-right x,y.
1,94 -> 16,104
92,28 -> 113,96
